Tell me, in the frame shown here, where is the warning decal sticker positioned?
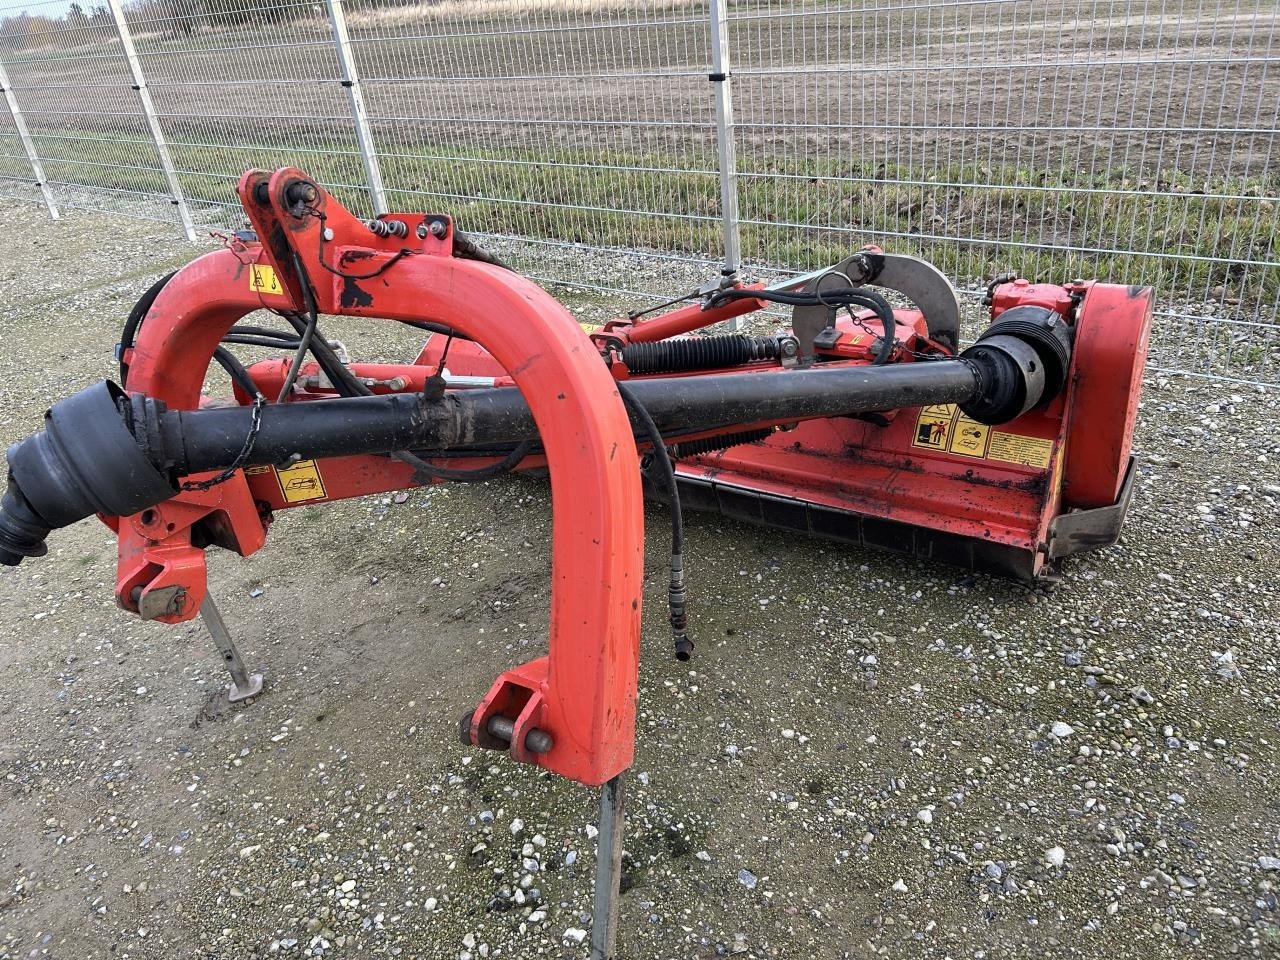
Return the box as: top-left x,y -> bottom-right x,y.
275,459 -> 327,503
988,431 -> 1053,469
947,417 -> 991,459
912,404 -> 1052,469
913,404 -> 955,451
249,263 -> 283,296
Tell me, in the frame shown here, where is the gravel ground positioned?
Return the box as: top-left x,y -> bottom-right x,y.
1,200 -> 1278,960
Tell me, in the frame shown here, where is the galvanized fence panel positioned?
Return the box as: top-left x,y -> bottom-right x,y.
0,54 -> 56,211
726,0 -> 1280,385
117,0 -> 376,228
343,0 -> 727,300
0,0 -> 186,225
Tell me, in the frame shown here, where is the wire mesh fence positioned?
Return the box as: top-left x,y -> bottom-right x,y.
0,0 -> 1276,385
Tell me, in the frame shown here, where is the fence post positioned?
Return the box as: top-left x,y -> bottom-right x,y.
106,0 -> 197,241
708,0 -> 741,281
325,0 -> 388,216
0,54 -> 59,219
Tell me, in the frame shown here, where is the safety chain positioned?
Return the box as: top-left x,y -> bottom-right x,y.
179,396 -> 266,492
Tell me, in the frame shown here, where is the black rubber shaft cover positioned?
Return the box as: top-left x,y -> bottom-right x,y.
0,381 -> 175,565
975,305 -> 1074,405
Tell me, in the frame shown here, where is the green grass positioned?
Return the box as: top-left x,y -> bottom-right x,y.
23,128 -> 1280,308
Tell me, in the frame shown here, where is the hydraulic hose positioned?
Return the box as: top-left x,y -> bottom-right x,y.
618,383 -> 691,661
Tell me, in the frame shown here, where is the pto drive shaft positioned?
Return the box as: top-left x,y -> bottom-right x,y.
0,322 -> 1058,567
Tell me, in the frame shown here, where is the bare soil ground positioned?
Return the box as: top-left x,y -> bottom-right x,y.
0,199 -> 1279,960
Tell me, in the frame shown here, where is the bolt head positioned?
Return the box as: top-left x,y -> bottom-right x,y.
428,220 -> 447,238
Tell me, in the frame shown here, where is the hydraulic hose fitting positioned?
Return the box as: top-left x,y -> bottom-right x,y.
367,217 -> 409,239
669,553 -> 693,661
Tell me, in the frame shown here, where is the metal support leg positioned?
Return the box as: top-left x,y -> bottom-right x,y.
0,56 -> 59,219
326,0 -> 389,215
591,773 -> 627,960
199,596 -> 263,702
106,0 -> 197,241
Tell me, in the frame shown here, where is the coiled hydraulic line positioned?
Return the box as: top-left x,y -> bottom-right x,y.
621,335 -> 780,375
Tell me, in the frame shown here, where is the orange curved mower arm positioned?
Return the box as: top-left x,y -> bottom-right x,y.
119,168 -> 645,787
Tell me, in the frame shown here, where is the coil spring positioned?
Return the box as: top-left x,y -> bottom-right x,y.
366,218 -> 408,239
621,335 -> 780,375
669,428 -> 774,459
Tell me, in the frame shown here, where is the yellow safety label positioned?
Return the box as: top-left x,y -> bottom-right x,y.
912,404 -> 1051,469
275,459 -> 327,503
947,417 -> 990,459
249,263 -> 283,296
988,431 -> 1054,469
579,322 -> 602,334
912,404 -> 956,451
244,465 -> 271,476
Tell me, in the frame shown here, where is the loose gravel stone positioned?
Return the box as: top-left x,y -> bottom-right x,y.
0,201 -> 1277,960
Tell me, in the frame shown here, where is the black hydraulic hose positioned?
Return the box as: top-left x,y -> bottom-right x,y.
118,276 -> 271,398
711,285 -> 898,364
400,441 -> 536,483
618,382 -> 691,662
118,270 -> 178,386
398,318 -> 475,342
228,324 -> 304,339
212,347 -> 264,400
220,334 -> 304,350
277,302 -> 319,403
453,229 -> 511,271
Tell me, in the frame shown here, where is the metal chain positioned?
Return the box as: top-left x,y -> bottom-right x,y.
179,396 -> 266,492
842,306 -> 951,363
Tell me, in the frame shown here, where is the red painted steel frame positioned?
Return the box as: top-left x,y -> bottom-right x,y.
117,168 -> 644,786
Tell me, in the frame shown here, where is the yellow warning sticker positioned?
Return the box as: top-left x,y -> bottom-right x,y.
579,322 -> 602,334
912,404 -> 1051,469
988,431 -> 1054,469
947,416 -> 991,459
249,263 -> 283,296
275,459 -> 327,503
913,404 -> 955,451
244,465 -> 272,476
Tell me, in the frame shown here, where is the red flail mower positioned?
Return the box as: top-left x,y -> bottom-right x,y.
0,169 -> 1152,954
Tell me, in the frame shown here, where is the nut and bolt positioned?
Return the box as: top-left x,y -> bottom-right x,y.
417,219 -> 448,239
366,218 -> 408,239
284,181 -> 319,207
